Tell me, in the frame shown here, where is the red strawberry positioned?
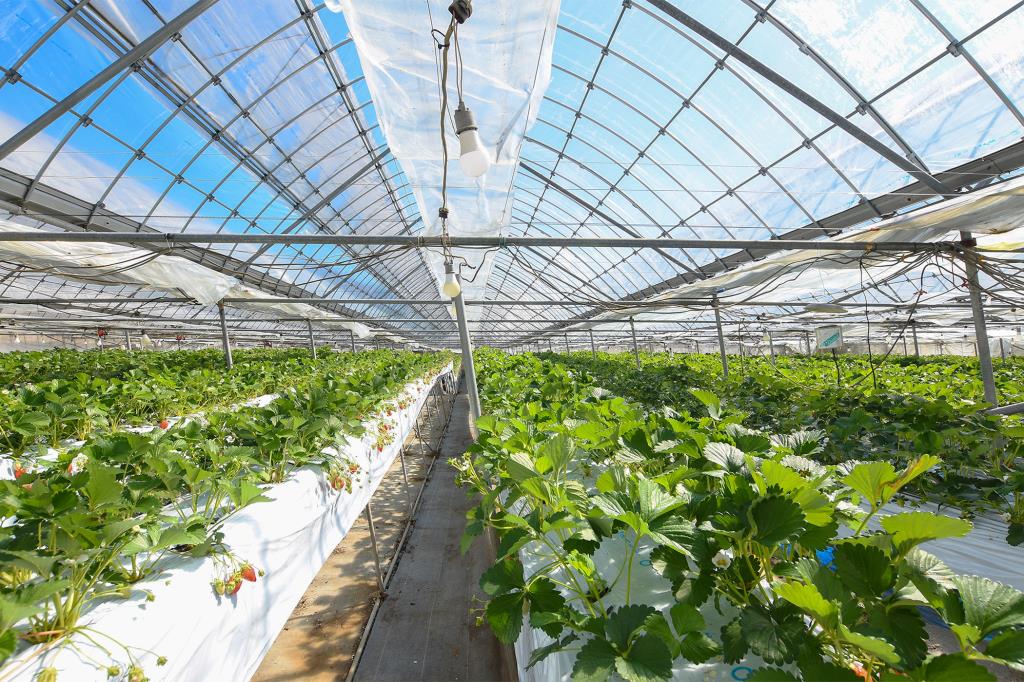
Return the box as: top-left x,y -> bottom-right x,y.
67,463 -> 73,474
240,564 -> 257,582
228,577 -> 242,595
159,419 -> 170,430
13,465 -> 26,479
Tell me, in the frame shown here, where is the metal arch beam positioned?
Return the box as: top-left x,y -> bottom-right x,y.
513,3 -> 629,279
734,0 -> 934,172
0,0 -> 97,94
642,0 -> 953,196
510,171 -> 693,294
0,169 -> 406,325
242,151 -> 390,265
76,9 -> 330,234
547,33 -> 823,240
530,97 -> 749,240
908,0 -> 1024,128
0,0 -> 220,162
571,13 -> 878,222
64,2 -> 431,312
520,122 -> 713,274
499,182 -> 640,295
519,163 -> 703,279
505,195 -> 645,297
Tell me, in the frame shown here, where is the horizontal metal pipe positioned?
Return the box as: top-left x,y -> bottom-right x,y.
0,231 -> 953,252
1,296 -> 1014,310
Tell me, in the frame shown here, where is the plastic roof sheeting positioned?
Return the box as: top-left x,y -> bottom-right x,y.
336,0 -> 560,314
0,1 -> 1023,347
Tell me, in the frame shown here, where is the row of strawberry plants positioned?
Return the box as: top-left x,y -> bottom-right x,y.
0,349 -> 452,676
0,348 -> 378,455
547,351 -> 1024,545
455,349 -> 1024,681
0,347 -> 312,389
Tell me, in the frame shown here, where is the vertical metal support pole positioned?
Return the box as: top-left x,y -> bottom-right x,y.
804,331 -> 811,356
218,301 -> 233,370
911,320 -> 920,357
902,332 -> 909,356
306,320 -> 317,359
629,317 -> 641,370
364,503 -> 385,593
398,446 -> 412,513
713,298 -> 729,379
450,266 -> 481,420
1001,338 -> 1007,362
767,330 -> 776,365
961,232 -> 998,405
349,329 -> 357,352
548,338 -> 553,353
564,333 -> 570,354
124,330 -> 133,352
589,330 -> 597,359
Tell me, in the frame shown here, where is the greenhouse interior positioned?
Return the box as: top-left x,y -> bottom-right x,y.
1,0 -> 1024,680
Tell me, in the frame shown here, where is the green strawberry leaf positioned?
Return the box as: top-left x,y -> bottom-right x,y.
678,631 -> 720,664
953,575 -> 1024,636
606,604 -> 656,650
881,512 -> 972,553
912,654 -> 996,681
669,602 -> 704,634
721,616 -> 748,664
479,558 -> 524,596
615,634 -> 673,682
834,543 -> 893,596
983,629 -> 1024,664
775,581 -> 838,628
748,495 -> 806,546
572,637 -> 617,682
485,592 -> 524,644
837,625 -> 900,665
741,605 -> 805,665
842,461 -> 897,506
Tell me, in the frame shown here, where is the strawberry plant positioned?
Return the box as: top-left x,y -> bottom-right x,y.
457,350 -> 1024,681
0,348 -> 453,675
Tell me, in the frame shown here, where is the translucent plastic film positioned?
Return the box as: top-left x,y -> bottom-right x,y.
335,0 -> 560,314
0,221 -> 372,337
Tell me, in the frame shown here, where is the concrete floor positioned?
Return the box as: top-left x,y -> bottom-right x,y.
353,392 -> 514,682
253,391 -> 449,682
253,388 -> 512,682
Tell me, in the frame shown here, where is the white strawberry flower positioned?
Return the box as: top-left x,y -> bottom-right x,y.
712,548 -> 733,569
68,453 -> 89,474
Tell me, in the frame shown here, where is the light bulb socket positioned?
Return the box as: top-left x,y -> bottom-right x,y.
454,103 -> 477,135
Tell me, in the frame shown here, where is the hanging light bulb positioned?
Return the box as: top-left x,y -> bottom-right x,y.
13,334 -> 20,345
454,103 -> 490,178
141,331 -> 152,346
442,262 -> 462,298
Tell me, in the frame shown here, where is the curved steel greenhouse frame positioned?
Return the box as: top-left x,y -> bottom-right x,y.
1,0 -> 1024,412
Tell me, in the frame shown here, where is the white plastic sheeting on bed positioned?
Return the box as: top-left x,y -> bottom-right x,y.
2,364 -> 452,681
514,533 -> 774,682
334,0 -> 560,316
